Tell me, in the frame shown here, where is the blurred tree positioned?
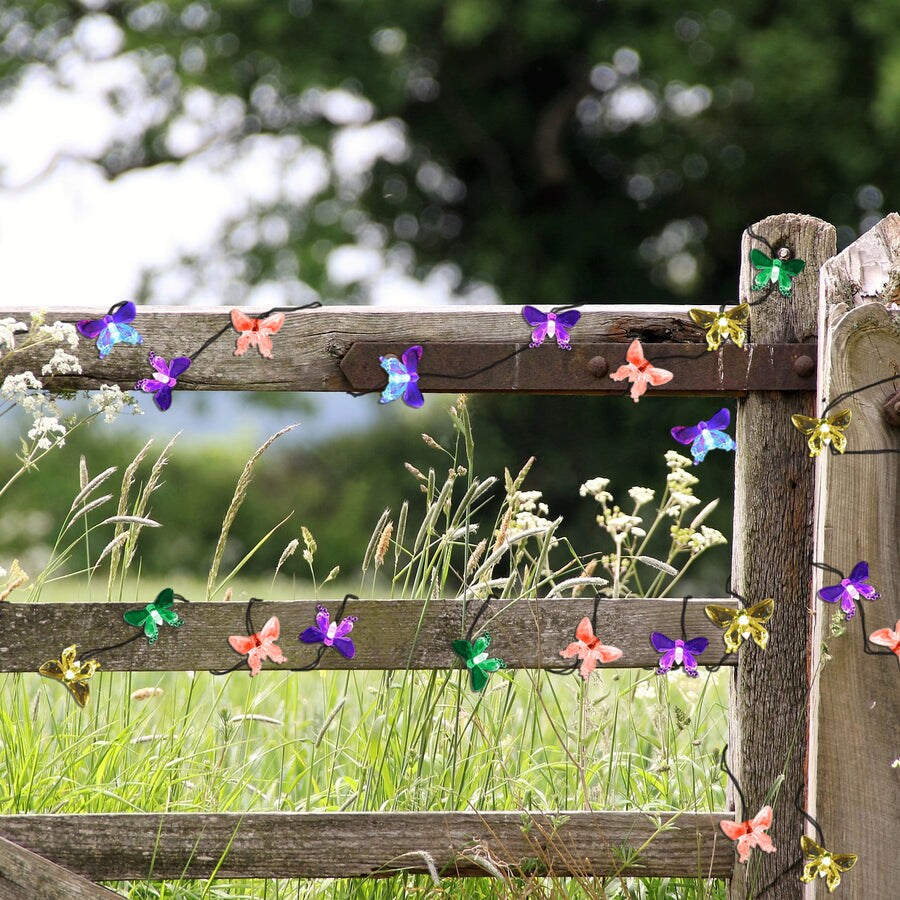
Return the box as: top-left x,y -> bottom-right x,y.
0,0 -> 887,581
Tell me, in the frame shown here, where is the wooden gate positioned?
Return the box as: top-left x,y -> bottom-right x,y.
0,212 -> 896,899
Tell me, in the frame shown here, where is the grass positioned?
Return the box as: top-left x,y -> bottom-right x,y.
0,400 -> 733,899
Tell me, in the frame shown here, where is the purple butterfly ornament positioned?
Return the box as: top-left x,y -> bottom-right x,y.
77,301 -> 143,358
135,352 -> 191,411
650,632 -> 708,677
522,306 -> 581,350
300,605 -> 358,658
671,407 -> 736,464
817,561 -> 880,619
379,345 -> 424,408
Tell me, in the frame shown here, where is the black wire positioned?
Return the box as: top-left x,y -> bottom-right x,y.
720,744 -> 747,822
855,601 -> 898,658
81,593 -> 190,659
823,373 -> 899,414
810,560 -> 844,579
794,783 -> 826,844
745,225 -> 777,255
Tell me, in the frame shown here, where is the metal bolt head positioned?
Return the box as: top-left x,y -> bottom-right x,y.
587,356 -> 608,378
793,355 -> 815,378
777,247 -> 791,261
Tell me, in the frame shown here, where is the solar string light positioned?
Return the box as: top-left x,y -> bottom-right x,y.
649,595 -> 709,677
38,587 -> 188,707
215,597 -> 286,677
792,372 -> 900,458
670,407 -> 737,465
718,745 -> 777,865
704,579 -> 775,653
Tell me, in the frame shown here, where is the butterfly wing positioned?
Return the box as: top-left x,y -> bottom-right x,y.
869,623 -> 900,654
231,309 -> 254,333
400,345 -> 422,373
300,626 -> 325,644
671,423 -> 702,445
817,583 -> 845,604
685,636 -> 709,655
747,598 -> 775,623
123,607 -> 150,628
331,636 -> 356,659
574,617 -> 595,645
781,259 -> 806,277
848,560 -> 869,584
259,312 -> 285,335
523,307 -> 549,345
689,309 -> 718,328
827,408 -> 852,430
778,259 -> 805,295
167,356 -> 192,379
706,428 -> 737,455
705,408 -> 731,431
109,302 -> 137,325
645,364 -> 674,387
555,309 -> 581,329
76,317 -> 107,339
704,605 -> 738,629
596,642 -> 623,664
624,339 -> 646,367
750,249 -> 774,288
402,380 -> 424,409
153,386 -> 173,412
469,656 -> 504,692
791,415 -> 820,436
451,639 -> 473,661
379,356 -> 409,403
229,634 -> 257,655
650,632 -> 675,652
471,633 -> 492,656
719,819 -> 746,841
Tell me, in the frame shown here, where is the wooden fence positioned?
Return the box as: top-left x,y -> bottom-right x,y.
0,212 -> 897,899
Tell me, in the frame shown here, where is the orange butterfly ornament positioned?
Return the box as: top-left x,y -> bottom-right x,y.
560,617 -> 623,680
610,339 -> 674,402
231,309 -> 286,359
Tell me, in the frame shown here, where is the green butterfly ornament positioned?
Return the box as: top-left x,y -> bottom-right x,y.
452,632 -> 507,691
124,588 -> 184,644
751,248 -> 805,297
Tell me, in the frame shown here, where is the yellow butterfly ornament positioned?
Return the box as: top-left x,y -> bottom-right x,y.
791,409 -> 852,457
39,644 -> 101,707
689,303 -> 750,351
799,835 -> 857,893
705,598 -> 774,652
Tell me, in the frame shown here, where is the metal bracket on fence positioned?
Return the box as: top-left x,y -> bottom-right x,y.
340,341 -> 819,394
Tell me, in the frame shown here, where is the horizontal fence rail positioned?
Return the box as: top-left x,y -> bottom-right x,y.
2,305 -> 817,394
0,811 -> 734,880
1,598 -> 737,672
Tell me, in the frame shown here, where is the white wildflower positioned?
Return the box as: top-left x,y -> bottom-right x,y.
38,321 -> 78,349
0,317 -> 27,353
509,510 -> 556,536
628,486 -> 655,507
601,506 -> 644,539
666,467 -> 699,489
41,348 -> 83,376
0,565 -> 5,579
89,384 -> 138,423
513,490 -> 543,512
665,450 -> 693,470
1,371 -> 43,403
580,476 -> 613,504
28,415 -> 67,450
670,491 -> 701,510
29,310 -> 46,328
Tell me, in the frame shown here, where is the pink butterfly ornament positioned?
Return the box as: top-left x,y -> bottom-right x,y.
231,309 -> 286,358
228,615 -> 286,676
870,620 -> 900,657
610,339 -> 674,402
560,617 -> 623,680
720,806 -> 776,863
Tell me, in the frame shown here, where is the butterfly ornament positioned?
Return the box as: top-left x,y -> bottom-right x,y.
671,407 -> 736,464
77,301 -> 143,358
231,309 -> 285,358
379,345 -> 424,408
791,409 -> 852,457
610,339 -> 674,402
705,597 -> 774,652
39,645 -> 101,707
689,304 -> 750,351
720,806 -> 776,863
650,632 -> 708,677
869,619 -> 900,657
817,560 -> 880,620
559,617 -> 623,680
135,352 -> 191,411
123,588 -> 185,645
799,836 -> 857,893
228,615 -> 286,676
300,605 -> 358,659
751,248 -> 806,297
452,632 -> 506,691
522,306 -> 581,350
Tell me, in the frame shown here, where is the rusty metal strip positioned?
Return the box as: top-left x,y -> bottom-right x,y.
340,342 -> 818,394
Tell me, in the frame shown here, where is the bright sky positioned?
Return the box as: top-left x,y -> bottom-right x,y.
0,13 -> 497,312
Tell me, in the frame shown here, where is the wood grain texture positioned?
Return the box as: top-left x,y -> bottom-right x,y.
0,597 -> 736,673
806,226 -> 900,900
0,811 -> 733,880
0,835 -> 122,898
730,214 -> 836,900
0,303 -> 799,395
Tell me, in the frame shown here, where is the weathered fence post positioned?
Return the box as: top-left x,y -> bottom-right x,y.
806,213 -> 900,899
731,214 -> 835,900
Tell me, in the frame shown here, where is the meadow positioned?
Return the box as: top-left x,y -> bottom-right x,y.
1,395 -> 732,899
